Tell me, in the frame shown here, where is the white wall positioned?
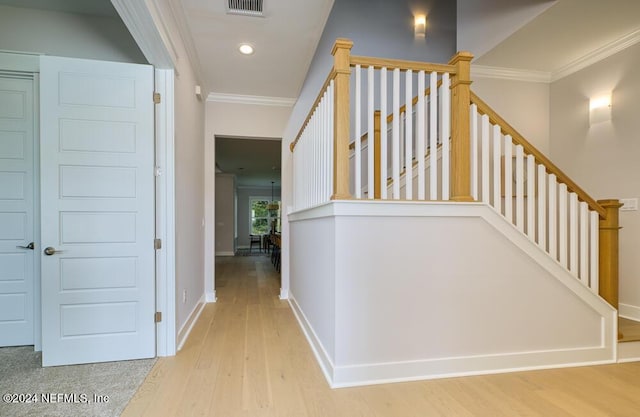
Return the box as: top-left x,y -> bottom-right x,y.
472,76 -> 550,153
0,5 -> 146,63
215,174 -> 236,255
289,201 -> 615,387
236,186 -> 281,248
206,101 -> 292,139
148,0 -> 207,334
549,42 -> 640,318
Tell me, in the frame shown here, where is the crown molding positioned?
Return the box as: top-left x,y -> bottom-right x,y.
207,92 -> 296,107
111,0 -> 176,69
550,27 -> 640,82
472,65 -> 551,83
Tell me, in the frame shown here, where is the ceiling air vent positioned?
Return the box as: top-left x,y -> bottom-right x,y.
227,0 -> 264,17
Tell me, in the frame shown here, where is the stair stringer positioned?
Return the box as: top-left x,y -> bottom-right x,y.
288,201 -> 617,388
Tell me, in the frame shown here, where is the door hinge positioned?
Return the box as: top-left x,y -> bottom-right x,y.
153,92 -> 161,104
155,312 -> 162,323
154,238 -> 162,250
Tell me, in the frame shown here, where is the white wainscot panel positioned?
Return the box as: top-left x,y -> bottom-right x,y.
0,293 -> 26,321
0,130 -> 25,159
59,73 -> 135,108
0,253 -> 26,282
0,90 -> 25,118
0,172 -> 25,200
0,213 -> 26,240
60,166 -> 136,198
60,119 -> 136,153
61,257 -> 137,290
60,212 -> 135,243
61,302 -> 136,337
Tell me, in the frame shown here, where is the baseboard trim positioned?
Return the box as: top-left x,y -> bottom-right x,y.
176,294 -> 206,351
215,251 -> 235,256
206,291 -> 217,303
279,288 -> 289,300
330,347 -> 615,388
620,303 -> 640,322
288,295 -> 334,386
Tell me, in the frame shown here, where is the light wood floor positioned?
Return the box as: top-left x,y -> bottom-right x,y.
122,255 -> 640,417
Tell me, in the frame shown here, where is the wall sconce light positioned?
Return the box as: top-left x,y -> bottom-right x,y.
589,93 -> 611,125
414,15 -> 426,38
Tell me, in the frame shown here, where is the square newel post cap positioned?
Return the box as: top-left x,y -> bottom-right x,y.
332,38 -> 354,56
448,51 -> 474,65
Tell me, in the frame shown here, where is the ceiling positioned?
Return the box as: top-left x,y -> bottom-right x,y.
216,137 -> 281,187
474,0 -> 640,73
180,0 -> 333,98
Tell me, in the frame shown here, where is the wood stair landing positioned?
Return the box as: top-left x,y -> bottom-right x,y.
619,317 -> 640,343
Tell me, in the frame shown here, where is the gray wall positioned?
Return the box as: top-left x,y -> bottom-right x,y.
549,42 -> 640,316
236,186 -> 281,247
0,5 -> 146,63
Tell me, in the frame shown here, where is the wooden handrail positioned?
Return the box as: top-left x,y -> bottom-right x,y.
470,91 -> 606,218
350,55 -> 457,74
290,69 -> 336,152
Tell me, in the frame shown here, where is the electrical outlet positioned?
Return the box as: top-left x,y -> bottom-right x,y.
182,290 -> 187,304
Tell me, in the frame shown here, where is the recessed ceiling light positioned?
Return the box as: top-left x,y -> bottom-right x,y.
238,43 -> 254,55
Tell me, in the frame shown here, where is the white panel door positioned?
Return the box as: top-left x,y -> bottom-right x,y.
40,56 -> 155,366
0,76 -> 35,346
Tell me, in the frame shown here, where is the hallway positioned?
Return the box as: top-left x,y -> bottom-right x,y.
122,255 -> 640,417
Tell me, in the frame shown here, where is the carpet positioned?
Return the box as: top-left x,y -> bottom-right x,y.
0,346 -> 155,417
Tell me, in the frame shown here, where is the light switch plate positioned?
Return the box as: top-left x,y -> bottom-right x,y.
620,198 -> 638,211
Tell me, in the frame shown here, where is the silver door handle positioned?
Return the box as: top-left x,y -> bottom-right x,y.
43,246 -> 63,256
17,242 -> 34,250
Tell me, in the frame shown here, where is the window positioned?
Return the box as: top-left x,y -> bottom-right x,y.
249,197 -> 280,235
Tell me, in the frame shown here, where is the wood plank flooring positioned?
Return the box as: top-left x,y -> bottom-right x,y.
122,255 -> 640,417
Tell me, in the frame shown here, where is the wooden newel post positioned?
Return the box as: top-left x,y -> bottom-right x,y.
448,51 -> 474,202
331,38 -> 353,200
598,199 -> 623,310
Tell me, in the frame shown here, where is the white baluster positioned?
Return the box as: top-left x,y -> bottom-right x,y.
392,68 -> 400,199
481,115 -> 490,203
590,211 -> 599,293
417,70 -> 425,200
429,71 -> 438,200
527,155 -> 535,240
558,183 -> 568,268
354,64 -> 361,199
441,73 -> 450,201
569,192 -> 579,276
503,137 -> 513,221
579,201 -> 589,285
492,126 -> 501,212
380,68 -> 388,199
537,165 -> 547,251
548,174 -> 557,260
515,145 -> 524,232
367,66 -> 375,200
329,80 -> 334,197
405,69 -> 413,200
470,104 -> 478,200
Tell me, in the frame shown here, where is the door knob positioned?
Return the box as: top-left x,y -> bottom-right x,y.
17,242 -> 34,250
43,247 -> 63,256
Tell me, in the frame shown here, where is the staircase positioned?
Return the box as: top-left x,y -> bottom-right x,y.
288,38 -> 627,388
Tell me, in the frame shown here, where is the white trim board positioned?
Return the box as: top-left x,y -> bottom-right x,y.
176,294 -> 207,351
620,303 -> 640,322
207,92 -> 296,107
